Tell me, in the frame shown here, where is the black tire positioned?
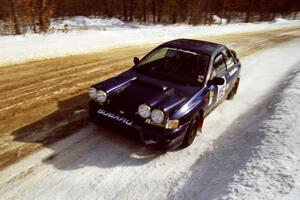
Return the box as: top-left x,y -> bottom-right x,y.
227,79 -> 239,100
89,107 -> 97,122
181,114 -> 201,148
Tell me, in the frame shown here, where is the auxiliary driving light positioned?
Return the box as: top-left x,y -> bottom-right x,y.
151,109 -> 165,124
138,104 -> 151,118
96,90 -> 107,103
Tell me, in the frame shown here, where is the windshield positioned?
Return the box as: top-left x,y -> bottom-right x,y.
133,47 -> 209,86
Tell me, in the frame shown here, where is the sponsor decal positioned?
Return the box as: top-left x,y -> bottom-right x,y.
145,139 -> 157,145
208,91 -> 214,106
168,47 -> 197,55
226,83 -> 230,90
229,67 -> 239,76
217,77 -> 227,101
97,108 -> 133,126
119,110 -> 125,115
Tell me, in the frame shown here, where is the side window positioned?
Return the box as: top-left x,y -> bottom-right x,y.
213,54 -> 227,77
222,50 -> 235,70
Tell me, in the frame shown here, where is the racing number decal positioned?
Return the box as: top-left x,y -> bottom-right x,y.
208,91 -> 214,106
217,77 -> 226,101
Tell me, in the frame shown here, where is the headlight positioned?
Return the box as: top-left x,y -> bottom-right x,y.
89,87 -> 97,99
151,109 -> 165,124
96,90 -> 107,103
138,104 -> 151,118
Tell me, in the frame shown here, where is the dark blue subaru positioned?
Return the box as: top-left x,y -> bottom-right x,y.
89,39 -> 241,150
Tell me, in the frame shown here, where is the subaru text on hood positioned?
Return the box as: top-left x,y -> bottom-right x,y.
89,39 -> 241,150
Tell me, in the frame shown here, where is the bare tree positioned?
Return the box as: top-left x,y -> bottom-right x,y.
39,0 -> 55,33
245,0 -> 253,23
31,0 -> 37,32
9,0 -> 22,34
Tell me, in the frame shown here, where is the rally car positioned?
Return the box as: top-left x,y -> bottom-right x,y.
89,39 -> 241,150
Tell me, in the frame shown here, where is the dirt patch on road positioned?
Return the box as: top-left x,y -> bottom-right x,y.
0,27 -> 299,171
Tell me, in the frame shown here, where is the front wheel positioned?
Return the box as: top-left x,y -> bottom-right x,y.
181,114 -> 202,148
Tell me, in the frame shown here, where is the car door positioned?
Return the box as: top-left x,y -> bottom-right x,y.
207,53 -> 228,109
222,49 -> 239,95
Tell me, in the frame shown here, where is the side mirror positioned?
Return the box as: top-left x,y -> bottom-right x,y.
207,77 -> 224,86
133,57 -> 140,65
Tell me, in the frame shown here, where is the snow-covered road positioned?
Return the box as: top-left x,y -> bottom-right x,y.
1,38 -> 300,200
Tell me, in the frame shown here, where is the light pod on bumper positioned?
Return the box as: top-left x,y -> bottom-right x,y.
166,120 -> 179,129
96,90 -> 107,103
151,109 -> 165,124
89,87 -> 97,100
138,104 -> 151,118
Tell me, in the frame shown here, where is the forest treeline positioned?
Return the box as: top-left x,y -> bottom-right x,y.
1,0 -> 300,35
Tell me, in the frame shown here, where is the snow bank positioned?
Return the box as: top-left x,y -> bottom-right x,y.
52,16 -> 126,28
273,17 -> 290,24
0,18 -> 299,67
212,15 -> 228,25
222,65 -> 300,199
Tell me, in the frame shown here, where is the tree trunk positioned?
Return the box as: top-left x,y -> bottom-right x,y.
129,0 -> 134,21
292,12 -> 297,20
151,0 -> 156,23
188,8 -> 193,25
10,0 -> 22,35
220,0 -> 226,19
123,0 -> 128,21
259,11 -> 264,21
30,0 -> 37,33
196,0 -> 204,25
204,0 -> 210,25
227,11 -> 232,23
142,0 -> 147,22
109,0 -> 114,18
39,0 -> 47,32
103,0 -> 109,17
171,11 -> 177,23
157,0 -> 163,23
245,0 -> 253,23
39,0 -> 54,33
271,11 -> 276,21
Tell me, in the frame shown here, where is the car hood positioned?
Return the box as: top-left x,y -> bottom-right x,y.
93,70 -> 204,116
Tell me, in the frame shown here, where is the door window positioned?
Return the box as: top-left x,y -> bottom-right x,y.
212,53 -> 227,101
222,50 -> 235,70
213,53 -> 227,77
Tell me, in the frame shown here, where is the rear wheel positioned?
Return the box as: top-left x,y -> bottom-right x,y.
181,113 -> 203,148
227,79 -> 239,100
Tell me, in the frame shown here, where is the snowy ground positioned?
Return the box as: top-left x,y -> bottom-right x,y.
0,17 -> 299,66
0,37 -> 300,199
222,63 -> 300,200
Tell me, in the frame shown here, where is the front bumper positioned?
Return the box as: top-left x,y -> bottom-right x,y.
89,100 -> 189,150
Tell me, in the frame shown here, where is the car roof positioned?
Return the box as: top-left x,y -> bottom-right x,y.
159,39 -> 225,55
